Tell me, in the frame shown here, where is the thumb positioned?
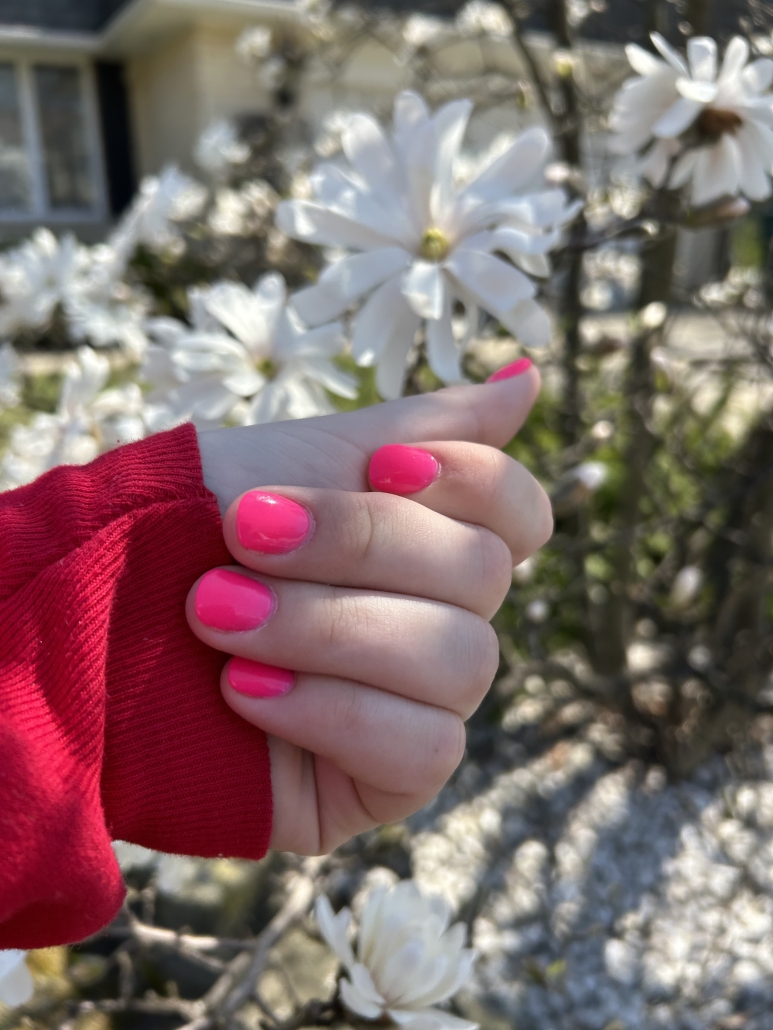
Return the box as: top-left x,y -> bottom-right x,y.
198,362 -> 540,507
321,359 -> 540,454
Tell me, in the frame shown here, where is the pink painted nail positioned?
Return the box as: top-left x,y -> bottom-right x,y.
237,491 -> 312,555
195,569 -> 275,632
487,357 -> 532,383
368,444 -> 439,496
228,657 -> 295,698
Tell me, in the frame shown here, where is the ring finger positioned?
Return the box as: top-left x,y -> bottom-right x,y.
186,568 -> 499,718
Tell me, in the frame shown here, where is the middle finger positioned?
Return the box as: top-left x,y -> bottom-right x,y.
186,568 -> 499,717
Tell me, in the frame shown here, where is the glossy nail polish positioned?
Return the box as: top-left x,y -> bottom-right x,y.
486,357 -> 532,383
195,569 -> 275,632
228,657 -> 295,698
237,491 -> 312,554
368,444 -> 439,495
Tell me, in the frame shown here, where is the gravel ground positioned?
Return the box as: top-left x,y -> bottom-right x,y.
410,727 -> 773,1030
114,704 -> 773,1030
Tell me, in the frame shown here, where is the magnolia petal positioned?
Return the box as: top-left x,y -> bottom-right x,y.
669,147 -> 700,188
0,954 -> 33,1008
310,163 -> 405,241
374,301 -> 421,401
396,955 -> 450,1007
315,897 -> 356,969
686,36 -> 717,82
425,295 -> 464,385
343,113 -> 403,204
205,282 -> 269,354
351,274 -> 407,365
430,98 -> 473,224
743,59 -> 773,95
280,374 -> 335,420
445,249 -> 535,313
676,77 -> 718,104
340,978 -> 384,1020
415,949 -> 477,1007
514,251 -> 551,278
222,367 -> 266,397
625,43 -> 663,77
292,248 -> 412,325
300,357 -> 359,398
246,382 -> 285,425
720,36 -> 749,82
691,135 -> 741,206
359,886 -> 390,968
461,126 -> 550,206
653,96 -> 704,137
402,260 -> 446,319
388,1008 -> 478,1030
734,122 -> 772,200
394,90 -> 430,142
640,139 -> 678,188
496,297 -> 551,347
492,224 -> 560,258
651,32 -> 689,75
350,963 -> 387,1006
282,320 -> 346,360
276,200 -> 395,250
252,273 -> 287,337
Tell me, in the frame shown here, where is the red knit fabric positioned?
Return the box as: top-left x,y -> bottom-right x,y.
0,424 -> 272,948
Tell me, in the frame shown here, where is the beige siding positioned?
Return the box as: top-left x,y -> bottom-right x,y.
126,29 -> 204,176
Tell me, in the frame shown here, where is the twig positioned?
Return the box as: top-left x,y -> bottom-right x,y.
174,857 -> 324,1030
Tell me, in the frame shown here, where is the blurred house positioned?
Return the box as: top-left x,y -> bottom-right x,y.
0,0 -> 755,285
0,0 -> 303,237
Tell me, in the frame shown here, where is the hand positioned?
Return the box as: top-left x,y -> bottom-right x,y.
189,366 -> 551,853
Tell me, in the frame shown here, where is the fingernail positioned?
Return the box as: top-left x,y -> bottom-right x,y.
237,491 -> 312,555
486,357 -> 532,383
195,569 -> 276,632
228,657 -> 295,698
368,444 -> 439,495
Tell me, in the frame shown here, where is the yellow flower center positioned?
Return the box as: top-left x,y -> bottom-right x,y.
419,227 -> 451,262
257,357 -> 278,380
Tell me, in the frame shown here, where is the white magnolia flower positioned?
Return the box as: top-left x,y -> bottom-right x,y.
0,229 -> 80,335
0,228 -> 149,353
610,34 -> 773,205
0,347 -> 145,491
109,166 -> 206,261
143,273 -> 357,428
316,883 -> 477,1029
0,951 -> 33,1008
278,91 -> 580,398
195,120 -> 250,178
456,1 -> 512,38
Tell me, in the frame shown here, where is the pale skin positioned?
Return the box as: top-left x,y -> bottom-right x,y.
187,367 -> 552,856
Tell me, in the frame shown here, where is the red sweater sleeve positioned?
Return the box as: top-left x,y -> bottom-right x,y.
0,423 -> 272,948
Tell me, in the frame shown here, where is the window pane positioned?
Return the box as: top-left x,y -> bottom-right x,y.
0,63 -> 30,210
34,65 -> 93,210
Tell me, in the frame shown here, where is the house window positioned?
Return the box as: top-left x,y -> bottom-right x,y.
0,58 -> 104,219
0,62 -> 30,210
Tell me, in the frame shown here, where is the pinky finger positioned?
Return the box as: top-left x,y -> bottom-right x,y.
222,661 -> 465,808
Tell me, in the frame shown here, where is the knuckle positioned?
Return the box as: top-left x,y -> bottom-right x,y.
476,529 -> 514,607
471,446 -> 508,508
531,482 -> 555,549
344,494 -> 401,566
421,712 -> 466,788
452,615 -> 500,713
